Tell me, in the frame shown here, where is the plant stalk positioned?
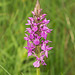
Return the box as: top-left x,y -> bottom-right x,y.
37,68 -> 40,75
35,0 -> 40,75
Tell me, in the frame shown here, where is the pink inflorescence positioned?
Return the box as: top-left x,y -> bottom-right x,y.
24,3 -> 53,67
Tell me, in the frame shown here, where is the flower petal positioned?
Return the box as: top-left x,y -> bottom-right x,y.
24,37 -> 29,41
45,50 -> 48,58
28,52 -> 32,56
41,43 -> 46,51
32,26 -> 38,32
33,39 -> 40,45
43,62 -> 47,65
26,28 -> 32,33
40,31 -> 47,39
30,34 -> 34,39
47,47 -> 53,51
33,61 -> 40,67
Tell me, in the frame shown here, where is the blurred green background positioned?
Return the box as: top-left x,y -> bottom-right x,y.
0,0 -> 75,75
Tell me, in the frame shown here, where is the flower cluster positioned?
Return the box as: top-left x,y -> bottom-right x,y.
24,0 -> 53,67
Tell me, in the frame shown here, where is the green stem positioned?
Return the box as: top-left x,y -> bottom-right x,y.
37,68 -> 40,75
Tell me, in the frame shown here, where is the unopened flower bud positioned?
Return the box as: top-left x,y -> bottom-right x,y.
34,0 -> 41,16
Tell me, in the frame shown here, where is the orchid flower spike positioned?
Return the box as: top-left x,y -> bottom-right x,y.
24,0 -> 53,67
